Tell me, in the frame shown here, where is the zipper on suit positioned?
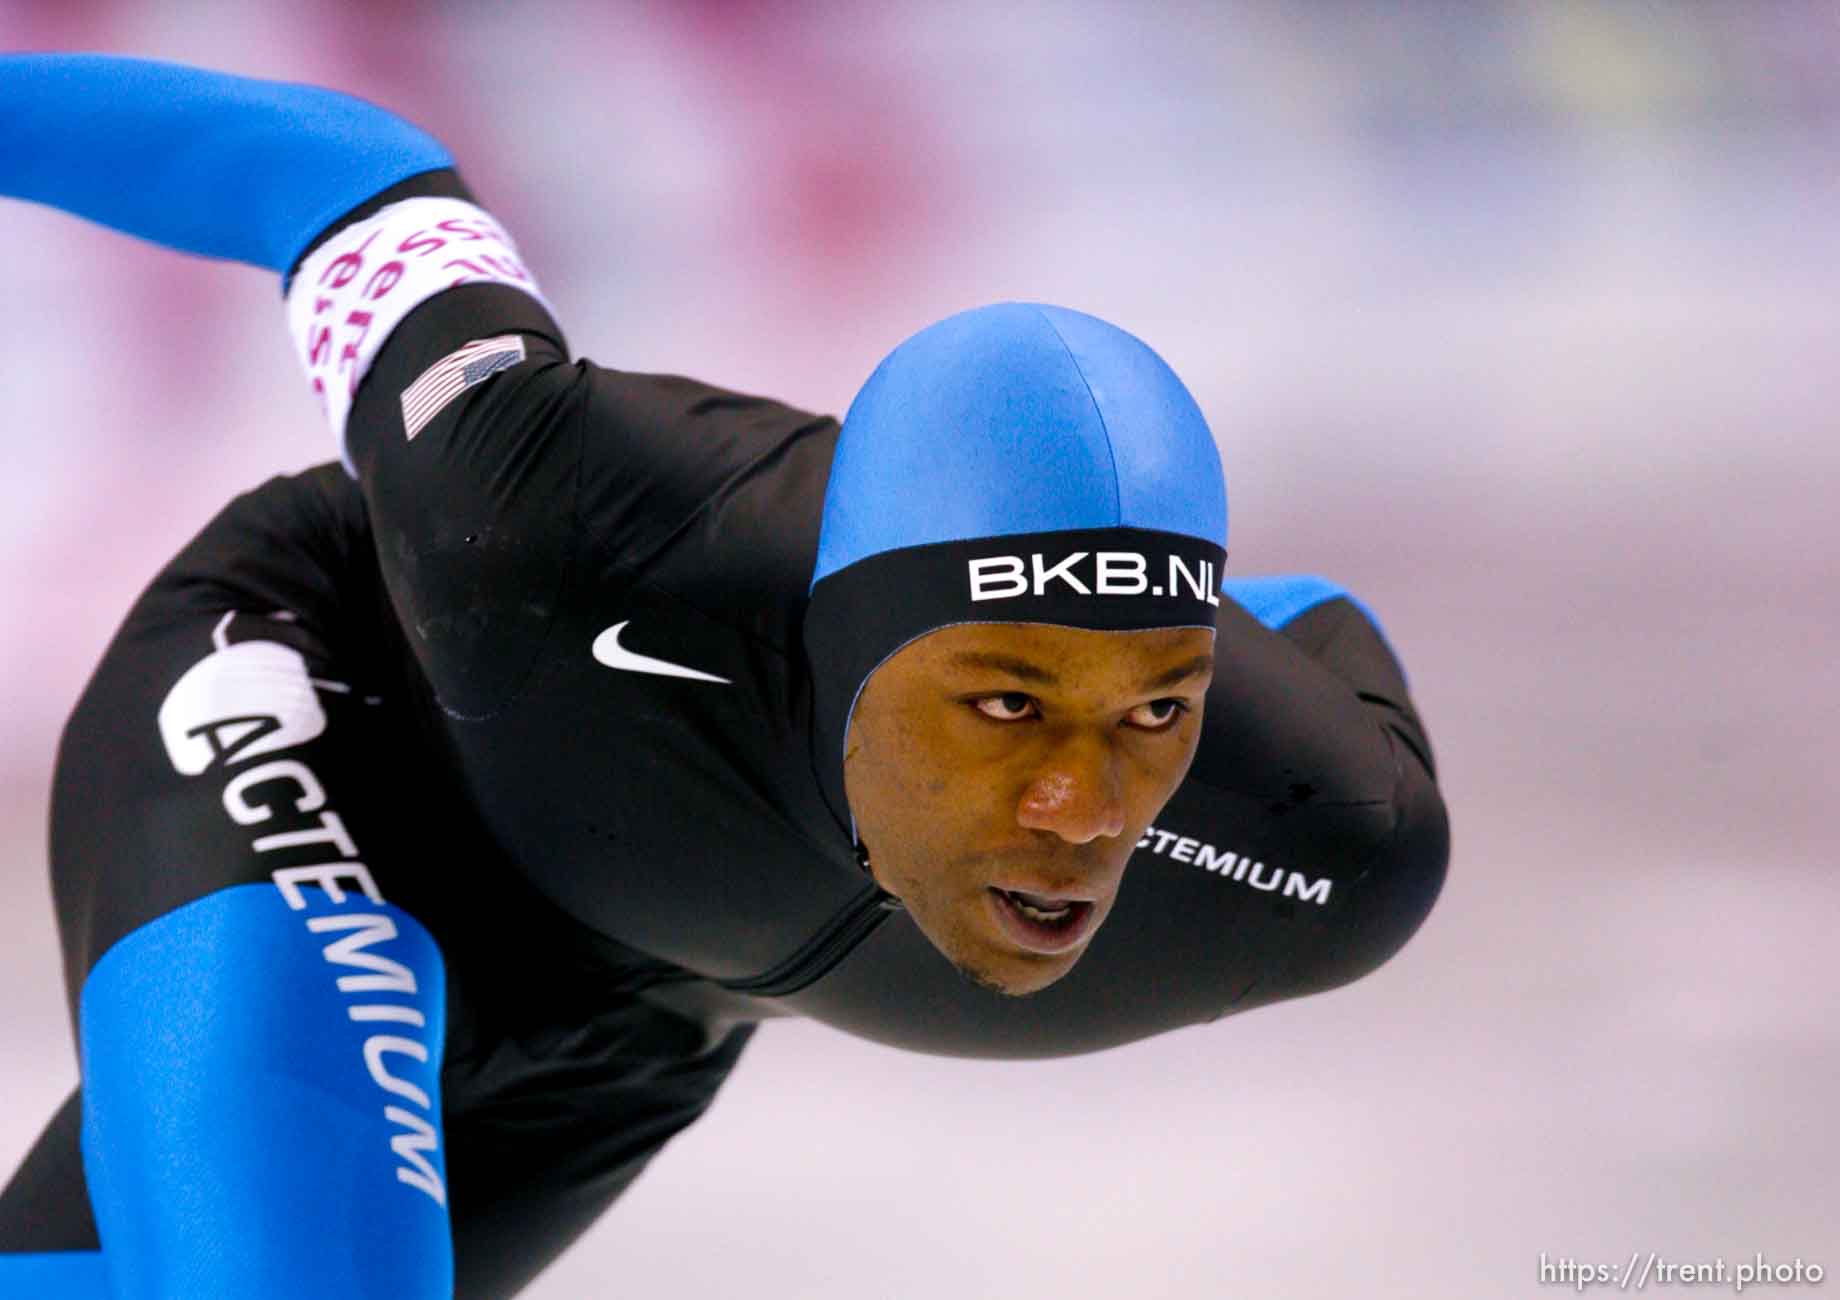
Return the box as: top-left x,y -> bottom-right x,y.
717,886 -> 902,998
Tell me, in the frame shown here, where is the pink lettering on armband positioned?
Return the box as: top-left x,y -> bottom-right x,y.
284,197 -> 550,474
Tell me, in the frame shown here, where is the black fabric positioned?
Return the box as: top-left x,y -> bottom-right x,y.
0,1091 -> 96,1253
45,470 -> 403,1003
1281,595 -> 1437,779
780,591 -> 1447,1058
10,467 -> 757,1295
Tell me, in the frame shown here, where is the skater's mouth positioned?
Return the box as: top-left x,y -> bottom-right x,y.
987,887 -> 1098,955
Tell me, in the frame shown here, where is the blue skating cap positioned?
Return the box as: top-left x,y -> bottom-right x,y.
804,302 -> 1230,842
812,301 -> 1226,585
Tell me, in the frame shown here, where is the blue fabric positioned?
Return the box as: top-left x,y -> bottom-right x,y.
1223,575 -> 1351,630
813,302 -> 1227,585
0,54 -> 451,273
79,883 -> 450,1299
0,1252 -> 111,1298
1224,573 -> 1395,652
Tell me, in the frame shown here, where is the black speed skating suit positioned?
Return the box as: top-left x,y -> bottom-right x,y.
0,172 -> 1447,1300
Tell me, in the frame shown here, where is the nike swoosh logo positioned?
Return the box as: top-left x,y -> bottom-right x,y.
591,622 -> 731,685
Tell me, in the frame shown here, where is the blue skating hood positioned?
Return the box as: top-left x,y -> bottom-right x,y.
804,302 -> 1229,835
813,302 -> 1225,583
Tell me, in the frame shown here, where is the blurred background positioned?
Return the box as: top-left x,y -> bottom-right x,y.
3,2 -> 1837,1296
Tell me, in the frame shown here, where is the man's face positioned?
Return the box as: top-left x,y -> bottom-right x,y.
842,621 -> 1214,997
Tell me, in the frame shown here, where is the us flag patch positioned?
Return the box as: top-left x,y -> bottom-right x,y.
399,335 -> 528,440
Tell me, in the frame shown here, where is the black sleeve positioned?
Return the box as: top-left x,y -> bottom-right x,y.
1278,594 -> 1437,782
286,169 -> 589,718
342,285 -> 580,719
1146,592 -> 1449,1007
290,164 -> 842,724
1270,595 -> 1447,997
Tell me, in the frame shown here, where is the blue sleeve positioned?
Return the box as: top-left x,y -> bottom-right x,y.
78,884 -> 452,1299
1221,574 -> 1386,637
0,1253 -> 110,1298
1224,573 -> 1409,690
0,54 -> 452,273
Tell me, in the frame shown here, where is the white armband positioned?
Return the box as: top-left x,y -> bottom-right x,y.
285,197 -> 549,471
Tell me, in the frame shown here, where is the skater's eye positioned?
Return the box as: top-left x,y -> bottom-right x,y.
973,693 -> 1039,722
1124,698 -> 1191,732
